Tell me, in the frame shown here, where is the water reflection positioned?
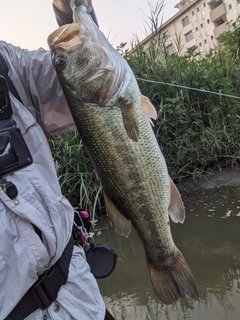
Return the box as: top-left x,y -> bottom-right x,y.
95,186 -> 240,320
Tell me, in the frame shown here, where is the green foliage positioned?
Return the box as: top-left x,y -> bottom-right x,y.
123,14 -> 240,180
48,132 -> 102,220
218,16 -> 240,59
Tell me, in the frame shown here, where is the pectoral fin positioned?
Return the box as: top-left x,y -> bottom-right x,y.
103,191 -> 131,237
120,102 -> 139,142
141,95 -> 157,126
168,178 -> 185,223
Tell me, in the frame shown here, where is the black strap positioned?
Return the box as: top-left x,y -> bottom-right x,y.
104,309 -> 115,320
0,53 -> 23,104
5,236 -> 74,320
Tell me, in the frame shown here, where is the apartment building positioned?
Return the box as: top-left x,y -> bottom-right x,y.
139,0 -> 240,55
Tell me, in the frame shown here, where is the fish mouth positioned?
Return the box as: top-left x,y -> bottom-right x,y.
47,23 -> 82,52
48,6 -> 100,53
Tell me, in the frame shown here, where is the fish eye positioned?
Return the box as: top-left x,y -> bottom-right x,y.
55,56 -> 67,69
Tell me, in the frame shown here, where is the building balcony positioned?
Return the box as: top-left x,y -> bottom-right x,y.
210,3 -> 226,22
213,22 -> 230,39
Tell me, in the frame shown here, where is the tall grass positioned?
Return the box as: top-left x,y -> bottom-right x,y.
124,11 -> 240,180
48,132 -> 102,220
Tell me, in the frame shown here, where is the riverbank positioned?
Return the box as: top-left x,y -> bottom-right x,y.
177,167 -> 240,193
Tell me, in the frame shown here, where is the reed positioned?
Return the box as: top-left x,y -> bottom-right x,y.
124,12 -> 240,180
48,132 -> 102,221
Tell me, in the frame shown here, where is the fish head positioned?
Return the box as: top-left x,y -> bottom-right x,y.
48,5 -> 140,141
48,18 -> 113,104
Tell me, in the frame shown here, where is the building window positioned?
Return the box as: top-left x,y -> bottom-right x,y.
204,39 -> 207,44
203,2 -> 206,7
199,42 -> 202,47
182,16 -> 190,27
185,31 -> 194,42
207,19 -> 210,24
195,26 -> 198,32
211,35 -> 214,40
167,44 -> 174,53
192,11 -> 195,16
163,30 -> 170,41
200,23 -> 203,28
228,4 -> 232,9
197,7 -> 200,12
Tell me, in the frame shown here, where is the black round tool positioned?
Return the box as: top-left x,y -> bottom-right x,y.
86,243 -> 117,279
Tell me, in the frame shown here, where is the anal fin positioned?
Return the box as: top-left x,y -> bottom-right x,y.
168,178 -> 185,223
103,192 -> 131,238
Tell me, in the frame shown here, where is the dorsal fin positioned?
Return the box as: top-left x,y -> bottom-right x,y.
141,95 -> 157,125
103,191 -> 131,238
168,178 -> 185,223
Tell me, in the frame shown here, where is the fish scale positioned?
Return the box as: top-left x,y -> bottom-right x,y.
68,98 -> 175,271
48,4 -> 198,305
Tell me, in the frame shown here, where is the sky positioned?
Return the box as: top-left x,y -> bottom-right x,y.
0,0 -> 179,51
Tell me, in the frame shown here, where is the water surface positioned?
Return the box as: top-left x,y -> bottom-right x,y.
94,186 -> 240,320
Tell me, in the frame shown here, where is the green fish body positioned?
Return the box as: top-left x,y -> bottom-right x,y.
48,5 -> 198,304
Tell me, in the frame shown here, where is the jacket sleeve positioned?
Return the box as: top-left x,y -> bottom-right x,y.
52,3 -> 74,26
52,1 -> 99,27
0,41 -> 76,135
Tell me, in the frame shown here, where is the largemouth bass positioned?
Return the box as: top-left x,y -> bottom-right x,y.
47,5 -> 198,304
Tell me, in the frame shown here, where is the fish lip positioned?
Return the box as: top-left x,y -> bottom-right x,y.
47,25 -> 69,48
47,6 -> 91,50
47,23 -> 81,50
47,6 -> 100,52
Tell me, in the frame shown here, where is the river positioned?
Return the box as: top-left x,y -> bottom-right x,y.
93,185 -> 240,320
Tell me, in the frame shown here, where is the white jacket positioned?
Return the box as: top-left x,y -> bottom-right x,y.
0,41 -> 105,320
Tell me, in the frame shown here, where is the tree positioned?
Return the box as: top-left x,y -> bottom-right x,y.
218,16 -> 240,58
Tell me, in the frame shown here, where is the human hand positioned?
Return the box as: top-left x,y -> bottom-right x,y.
53,0 -> 98,26
53,1 -> 89,15
75,0 -> 88,6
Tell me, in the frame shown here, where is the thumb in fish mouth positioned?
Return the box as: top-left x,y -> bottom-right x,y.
120,102 -> 140,142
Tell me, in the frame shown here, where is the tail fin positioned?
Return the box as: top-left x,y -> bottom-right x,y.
148,250 -> 198,305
